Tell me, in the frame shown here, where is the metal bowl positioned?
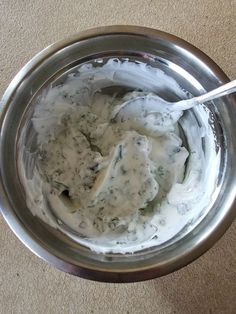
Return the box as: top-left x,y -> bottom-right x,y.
1,26 -> 236,283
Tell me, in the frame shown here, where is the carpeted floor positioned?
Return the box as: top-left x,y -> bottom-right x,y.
0,1 -> 235,313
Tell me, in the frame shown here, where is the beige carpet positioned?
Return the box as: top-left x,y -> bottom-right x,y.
0,1 -> 236,313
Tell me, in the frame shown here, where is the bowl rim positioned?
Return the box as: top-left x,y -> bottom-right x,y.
0,25 -> 236,283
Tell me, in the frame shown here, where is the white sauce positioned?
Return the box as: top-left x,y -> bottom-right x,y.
18,59 -> 220,253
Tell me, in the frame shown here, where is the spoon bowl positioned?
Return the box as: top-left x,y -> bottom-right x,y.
112,80 -> 236,121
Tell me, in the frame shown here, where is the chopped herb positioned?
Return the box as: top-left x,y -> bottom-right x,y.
173,147 -> 181,153
157,166 -> 165,177
107,217 -> 120,230
114,145 -> 123,167
80,131 -> 102,155
120,165 -> 127,175
89,163 -> 99,172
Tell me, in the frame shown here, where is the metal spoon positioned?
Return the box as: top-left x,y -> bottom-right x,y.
112,80 -> 236,120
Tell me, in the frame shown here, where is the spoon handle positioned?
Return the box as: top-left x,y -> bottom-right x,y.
195,80 -> 236,104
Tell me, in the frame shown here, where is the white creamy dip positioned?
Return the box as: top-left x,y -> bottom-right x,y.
18,58 -> 220,253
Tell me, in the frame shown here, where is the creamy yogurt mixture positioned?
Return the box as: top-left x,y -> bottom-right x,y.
18,59 -> 220,253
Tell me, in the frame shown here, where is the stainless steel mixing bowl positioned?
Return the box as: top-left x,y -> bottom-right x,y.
1,26 -> 236,282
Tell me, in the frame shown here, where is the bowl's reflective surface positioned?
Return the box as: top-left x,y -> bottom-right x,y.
0,26 -> 236,282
